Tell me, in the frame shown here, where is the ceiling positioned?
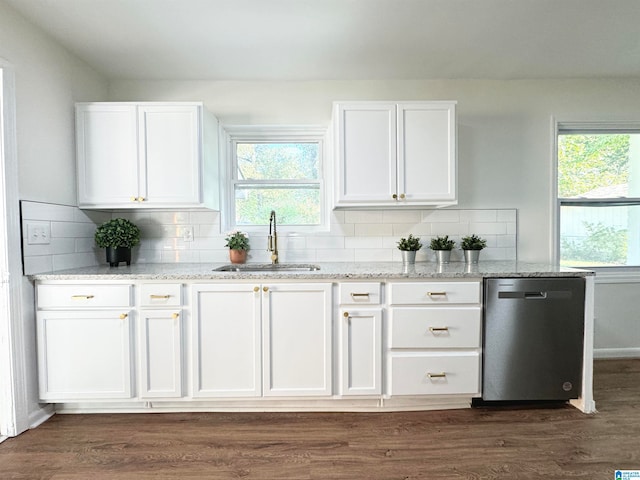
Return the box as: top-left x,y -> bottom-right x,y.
6,0 -> 640,81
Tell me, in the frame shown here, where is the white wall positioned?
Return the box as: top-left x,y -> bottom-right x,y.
110,78 -> 640,263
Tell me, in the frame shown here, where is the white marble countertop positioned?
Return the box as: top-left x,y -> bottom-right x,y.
29,261 -> 594,281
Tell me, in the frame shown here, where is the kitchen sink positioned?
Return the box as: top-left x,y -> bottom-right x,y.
214,263 -> 321,272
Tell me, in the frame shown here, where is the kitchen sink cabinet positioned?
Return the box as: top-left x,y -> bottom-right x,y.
76,102 -> 219,209
333,101 -> 457,208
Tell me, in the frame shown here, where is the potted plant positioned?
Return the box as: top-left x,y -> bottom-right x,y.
429,235 -> 456,264
94,218 -> 141,267
461,234 -> 487,264
397,234 -> 422,264
225,231 -> 250,264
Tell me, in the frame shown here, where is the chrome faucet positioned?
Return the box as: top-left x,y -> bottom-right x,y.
268,210 -> 279,264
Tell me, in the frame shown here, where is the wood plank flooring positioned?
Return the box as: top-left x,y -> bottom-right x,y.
1,359 -> 639,479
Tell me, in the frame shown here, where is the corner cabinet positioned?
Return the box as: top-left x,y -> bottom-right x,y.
333,101 -> 457,208
76,102 -> 219,209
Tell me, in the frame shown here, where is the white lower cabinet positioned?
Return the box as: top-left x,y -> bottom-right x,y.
339,308 -> 382,395
37,310 -> 133,401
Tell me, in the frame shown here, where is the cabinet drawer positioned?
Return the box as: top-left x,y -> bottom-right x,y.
339,282 -> 381,305
390,307 -> 481,349
389,353 -> 480,396
37,284 -> 132,309
140,283 -> 182,307
389,282 -> 480,305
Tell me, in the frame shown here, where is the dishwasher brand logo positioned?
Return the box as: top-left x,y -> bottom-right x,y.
616,471 -> 640,480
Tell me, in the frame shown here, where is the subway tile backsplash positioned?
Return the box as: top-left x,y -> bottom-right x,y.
21,200 -> 518,274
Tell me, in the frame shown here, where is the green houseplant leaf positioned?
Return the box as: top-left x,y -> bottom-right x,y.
95,218 -> 141,248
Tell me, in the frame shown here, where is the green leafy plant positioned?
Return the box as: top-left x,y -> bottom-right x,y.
225,231 -> 250,250
461,234 -> 487,251
94,218 -> 140,248
397,234 -> 422,251
429,235 -> 455,251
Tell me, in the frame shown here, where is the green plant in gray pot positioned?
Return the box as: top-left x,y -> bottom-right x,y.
461,234 -> 487,264
397,234 -> 422,264
95,218 -> 141,267
429,235 -> 456,264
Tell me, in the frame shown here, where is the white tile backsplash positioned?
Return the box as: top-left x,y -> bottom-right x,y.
21,200 -> 518,274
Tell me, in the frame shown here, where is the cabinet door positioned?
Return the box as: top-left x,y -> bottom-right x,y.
191,285 -> 261,397
139,105 -> 202,206
339,308 -> 382,396
334,103 -> 397,206
37,310 -> 133,401
76,104 -> 139,207
262,283 -> 332,396
397,102 -> 456,203
139,309 -> 183,399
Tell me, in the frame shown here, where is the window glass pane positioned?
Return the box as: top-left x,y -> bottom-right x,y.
236,143 -> 319,180
235,186 -> 320,226
560,204 -> 640,266
558,133 -> 640,198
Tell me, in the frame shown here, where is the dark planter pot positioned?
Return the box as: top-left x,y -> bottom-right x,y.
105,246 -> 132,267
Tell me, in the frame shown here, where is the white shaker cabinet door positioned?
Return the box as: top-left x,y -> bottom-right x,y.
191,284 -> 261,397
76,104 -> 139,207
262,283 -> 332,396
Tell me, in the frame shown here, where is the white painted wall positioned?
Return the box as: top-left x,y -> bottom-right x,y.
0,1 -> 108,432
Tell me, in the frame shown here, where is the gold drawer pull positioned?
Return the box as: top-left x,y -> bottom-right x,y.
149,294 -> 171,299
427,292 -> 447,297
429,327 -> 450,333
119,313 -> 128,320
427,372 -> 447,379
350,293 -> 370,298
71,295 -> 94,300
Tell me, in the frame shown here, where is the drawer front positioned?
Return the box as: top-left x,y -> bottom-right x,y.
389,282 -> 480,305
140,283 -> 182,307
390,307 -> 481,349
389,353 -> 480,396
37,284 -> 132,308
339,282 -> 382,305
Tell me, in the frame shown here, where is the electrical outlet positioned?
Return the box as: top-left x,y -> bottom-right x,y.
27,222 -> 51,245
182,225 -> 194,242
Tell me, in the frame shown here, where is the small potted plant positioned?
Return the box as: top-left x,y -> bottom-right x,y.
225,230 -> 250,264
94,218 -> 141,267
429,235 -> 456,264
397,234 -> 422,264
461,234 -> 487,264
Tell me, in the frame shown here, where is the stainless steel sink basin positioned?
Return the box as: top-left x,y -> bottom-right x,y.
214,263 -> 321,272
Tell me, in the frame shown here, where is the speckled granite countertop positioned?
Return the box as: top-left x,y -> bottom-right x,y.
29,261 -> 594,281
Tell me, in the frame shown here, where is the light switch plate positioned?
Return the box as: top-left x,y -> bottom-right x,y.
27,222 -> 51,245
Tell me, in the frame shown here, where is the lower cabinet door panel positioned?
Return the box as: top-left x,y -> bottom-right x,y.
389,352 -> 480,396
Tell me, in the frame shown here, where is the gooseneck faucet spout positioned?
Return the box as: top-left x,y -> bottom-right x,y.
268,210 -> 278,264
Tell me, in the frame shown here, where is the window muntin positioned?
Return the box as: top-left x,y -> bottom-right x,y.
557,131 -> 640,267
226,127 -> 326,231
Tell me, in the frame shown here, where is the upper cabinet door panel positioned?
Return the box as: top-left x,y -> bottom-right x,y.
139,105 -> 202,205
335,103 -> 397,204
76,105 -> 139,206
398,102 -> 456,202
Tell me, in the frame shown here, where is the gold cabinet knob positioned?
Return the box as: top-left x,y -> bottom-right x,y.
343,312 -> 349,318
392,193 -> 397,199
130,196 -> 137,202
172,312 -> 180,319
137,197 -> 145,202
399,193 -> 405,199
263,286 -> 269,292
253,286 -> 260,292
119,313 -> 128,320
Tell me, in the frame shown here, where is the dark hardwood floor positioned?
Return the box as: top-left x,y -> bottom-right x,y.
1,359 -> 639,479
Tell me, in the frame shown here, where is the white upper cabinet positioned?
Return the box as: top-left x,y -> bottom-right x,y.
333,101 -> 457,207
76,102 -> 219,209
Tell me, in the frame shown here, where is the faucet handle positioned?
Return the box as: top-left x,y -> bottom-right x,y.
271,253 -> 278,263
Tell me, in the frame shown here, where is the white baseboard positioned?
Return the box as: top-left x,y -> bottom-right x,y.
594,347 -> 640,359
28,405 -> 54,430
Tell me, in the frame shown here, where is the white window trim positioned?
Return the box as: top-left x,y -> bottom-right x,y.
552,119 -> 640,273
220,125 -> 330,234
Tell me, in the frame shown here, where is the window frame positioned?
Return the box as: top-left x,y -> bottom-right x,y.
221,125 -> 329,234
553,120 -> 640,270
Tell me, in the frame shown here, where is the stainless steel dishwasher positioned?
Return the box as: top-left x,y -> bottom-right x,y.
482,277 -> 585,401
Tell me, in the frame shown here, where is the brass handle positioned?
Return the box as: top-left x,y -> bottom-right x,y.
427,372 -> 447,379
343,312 -> 349,318
429,327 -> 449,333
71,295 -> 94,300
119,313 -> 128,320
392,193 -> 397,199
427,292 -> 447,297
254,286 -> 260,292
399,193 -> 405,199
350,293 -> 370,298
172,313 -> 179,319
150,294 -> 171,299
263,286 -> 269,292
